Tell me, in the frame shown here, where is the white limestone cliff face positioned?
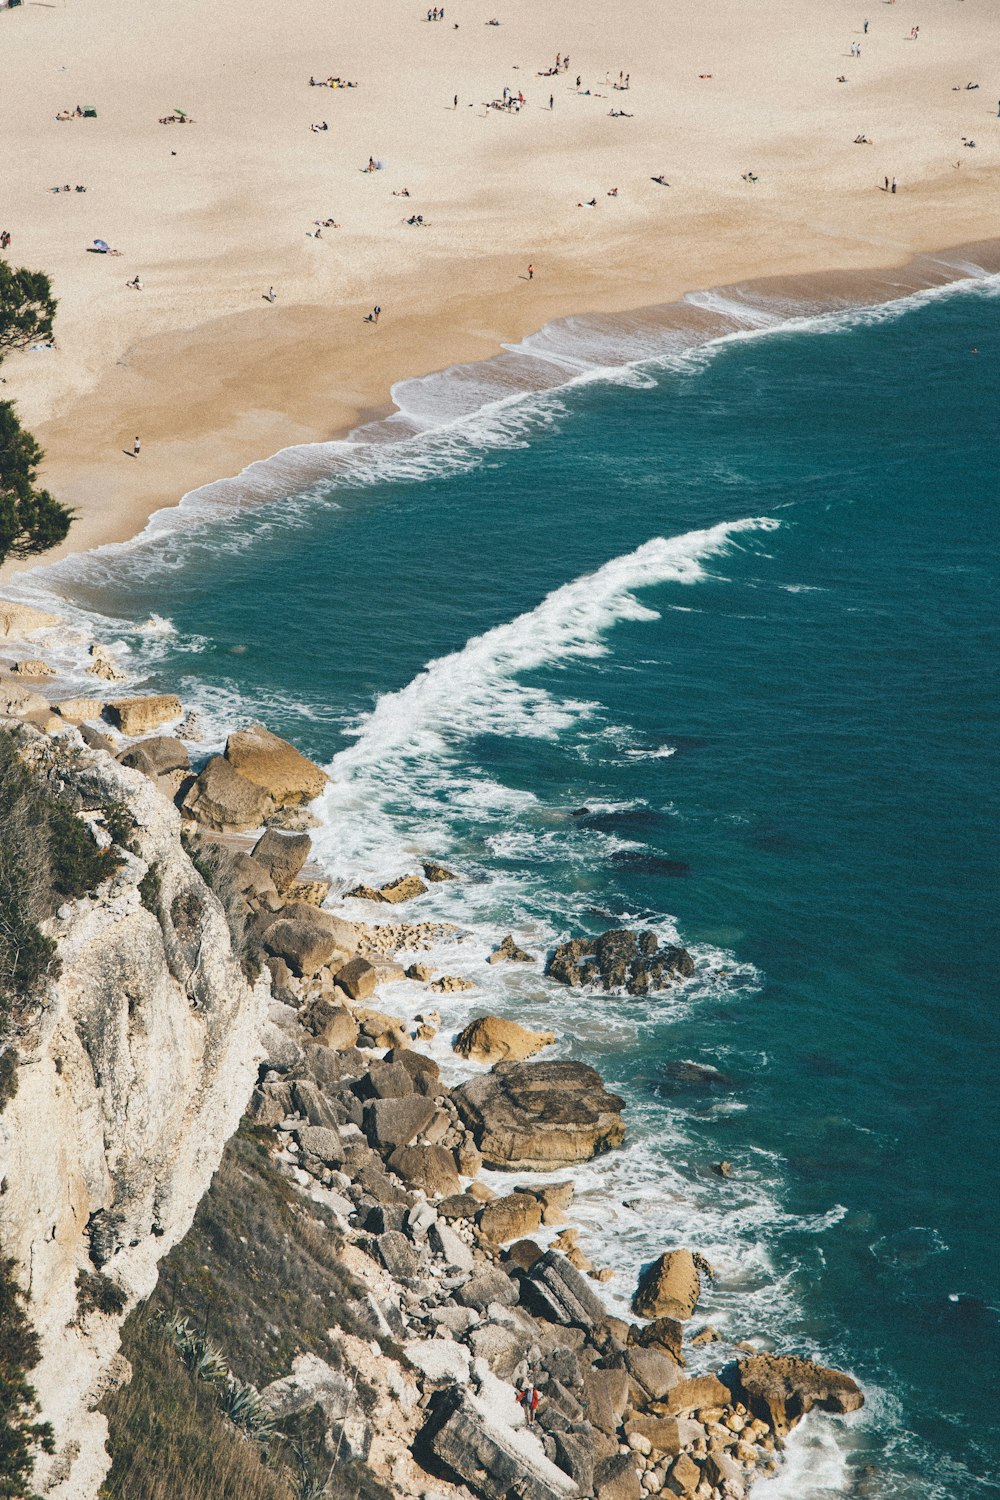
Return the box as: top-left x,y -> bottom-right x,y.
0,736 -> 269,1499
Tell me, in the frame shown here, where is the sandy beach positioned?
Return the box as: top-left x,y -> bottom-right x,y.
1,0 -> 998,570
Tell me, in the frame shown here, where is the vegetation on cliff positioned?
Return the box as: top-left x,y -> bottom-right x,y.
0,730 -> 122,1105
0,260 -> 73,565
0,1256 -> 54,1499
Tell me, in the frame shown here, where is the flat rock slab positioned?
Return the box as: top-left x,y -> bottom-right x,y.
405,1338 -> 472,1385
105,694 -> 182,735
422,1386 -> 577,1500
518,1250 -> 610,1333
456,1267 -> 519,1312
454,1060 -> 626,1170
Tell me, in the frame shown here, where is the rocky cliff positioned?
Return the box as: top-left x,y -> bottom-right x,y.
0,728 -> 269,1498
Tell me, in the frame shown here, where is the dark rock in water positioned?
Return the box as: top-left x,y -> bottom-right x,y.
422,861 -> 457,883
609,851 -> 690,878
579,807 -> 663,833
658,1059 -> 734,1091
570,806 -> 591,817
546,929 -> 694,995
734,1353 -> 864,1435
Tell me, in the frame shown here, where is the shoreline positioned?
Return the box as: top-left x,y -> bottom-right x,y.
5,234 -> 1000,589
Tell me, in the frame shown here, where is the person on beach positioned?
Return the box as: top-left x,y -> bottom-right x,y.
863,18 -> 869,33
133,436 -> 141,456
0,230 -> 10,251
527,263 -> 534,279
550,93 -> 554,109
891,177 -> 897,193
266,286 -> 277,302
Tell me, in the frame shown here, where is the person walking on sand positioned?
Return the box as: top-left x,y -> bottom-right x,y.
549,93 -> 554,109
863,18 -> 869,33
133,435 -> 141,457
454,93 -> 458,109
266,285 -> 277,302
884,175 -> 889,191
891,177 -> 897,193
527,263 -> 534,280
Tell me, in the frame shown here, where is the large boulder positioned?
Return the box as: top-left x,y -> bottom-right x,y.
117,735 -> 190,775
335,956 -> 378,1001
455,1060 -> 625,1170
478,1193 -> 544,1245
654,1373 -> 726,1414
388,1145 -> 461,1198
262,904 -> 357,977
251,827 -> 312,890
734,1354 -> 864,1436
546,929 -> 694,995
594,1452 -> 642,1500
632,1251 -> 700,1321
454,1015 -> 555,1066
581,1365 -> 630,1435
224,723 -> 327,807
181,754 -> 272,831
53,698 -> 106,724
364,1096 -> 437,1152
105,694 -> 182,735
421,1387 -> 577,1500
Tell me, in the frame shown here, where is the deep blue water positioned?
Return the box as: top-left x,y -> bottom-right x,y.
35,277 -> 1000,1496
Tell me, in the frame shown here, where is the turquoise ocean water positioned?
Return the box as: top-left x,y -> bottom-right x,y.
19,271 -> 1000,1496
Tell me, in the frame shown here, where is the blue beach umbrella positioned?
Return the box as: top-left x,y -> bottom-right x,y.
93,239 -> 110,252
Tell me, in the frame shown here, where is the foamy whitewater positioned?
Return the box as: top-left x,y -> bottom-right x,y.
9,267 -> 1000,1498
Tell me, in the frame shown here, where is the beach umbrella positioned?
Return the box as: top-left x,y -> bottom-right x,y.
93,239 -> 110,252
173,108 -> 189,117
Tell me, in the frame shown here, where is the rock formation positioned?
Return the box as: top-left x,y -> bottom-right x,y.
454,1014 -> 556,1065
546,929 -> 694,994
454,1060 -> 626,1169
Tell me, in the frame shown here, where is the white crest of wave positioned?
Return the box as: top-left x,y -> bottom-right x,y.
330,517 -> 778,778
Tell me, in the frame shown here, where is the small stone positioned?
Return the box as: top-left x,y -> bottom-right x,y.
713,1161 -> 732,1178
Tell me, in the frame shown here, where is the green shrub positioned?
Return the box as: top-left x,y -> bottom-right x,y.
139,863 -> 162,914
0,1047 -> 16,1113
76,1269 -> 128,1318
48,800 -> 121,899
103,802 -> 138,854
0,1256 -> 54,1498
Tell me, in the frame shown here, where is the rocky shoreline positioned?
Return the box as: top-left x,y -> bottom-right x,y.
0,599 -> 864,1500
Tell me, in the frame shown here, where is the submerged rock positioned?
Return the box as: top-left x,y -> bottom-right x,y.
455,1059 -> 626,1170
546,929 -> 694,995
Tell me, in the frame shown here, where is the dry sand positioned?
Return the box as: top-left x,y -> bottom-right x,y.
1,0 -> 998,571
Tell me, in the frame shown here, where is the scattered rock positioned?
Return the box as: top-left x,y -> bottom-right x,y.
455,1059 -> 626,1170
224,723 -> 328,807
546,929 -> 694,995
488,934 -> 534,964
308,1001 -> 359,1050
437,1192 -> 482,1220
625,1417 -> 684,1458
422,862 -> 456,883
734,1354 -> 864,1436
405,1338 -> 472,1385
713,1160 -> 732,1178
632,1251 -> 701,1321
181,754 -> 272,832
430,974 -> 476,993
665,1452 -> 700,1496
405,962 -> 433,982
625,1345 -> 683,1402
295,1125 -> 344,1165
105,695 -> 182,735
581,1365 -> 630,1436
454,1015 -> 555,1066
